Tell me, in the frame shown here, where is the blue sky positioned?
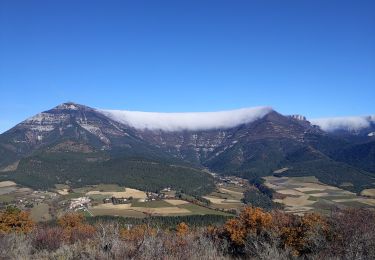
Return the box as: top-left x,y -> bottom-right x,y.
0,0 -> 374,133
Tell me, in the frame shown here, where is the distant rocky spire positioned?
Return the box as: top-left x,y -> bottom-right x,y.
289,114 -> 307,121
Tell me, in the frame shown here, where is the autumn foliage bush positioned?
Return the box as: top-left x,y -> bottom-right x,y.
57,212 -> 96,243
0,206 -> 374,259
222,207 -> 331,256
0,206 -> 35,234
278,212 -> 330,256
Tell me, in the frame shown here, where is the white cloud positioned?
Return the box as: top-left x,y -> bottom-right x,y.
310,115 -> 375,132
98,106 -> 273,131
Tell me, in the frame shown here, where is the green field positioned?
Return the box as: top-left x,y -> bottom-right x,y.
94,184 -> 124,192
89,208 -> 146,218
203,184 -> 245,211
0,194 -> 14,203
61,192 -> 85,200
31,203 -> 51,222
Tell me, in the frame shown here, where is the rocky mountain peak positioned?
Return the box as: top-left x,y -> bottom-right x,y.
289,114 -> 307,121
1,102 -> 374,194
52,102 -> 93,112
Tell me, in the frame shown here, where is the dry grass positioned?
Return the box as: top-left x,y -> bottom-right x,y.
56,189 -> 69,195
277,189 -> 305,196
164,199 -> 189,206
264,175 -> 375,215
219,187 -> 243,198
31,203 -> 52,222
295,187 -> 326,192
0,181 -> 17,188
90,199 -> 193,217
358,199 -> 375,206
308,193 -> 330,197
203,196 -> 241,205
361,189 -> 375,197
91,203 -> 132,210
280,195 -> 316,207
86,188 -> 147,199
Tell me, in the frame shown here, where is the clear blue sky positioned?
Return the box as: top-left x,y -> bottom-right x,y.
0,0 -> 374,133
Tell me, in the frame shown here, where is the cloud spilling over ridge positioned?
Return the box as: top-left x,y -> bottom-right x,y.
98,106 -> 273,131
310,115 -> 375,132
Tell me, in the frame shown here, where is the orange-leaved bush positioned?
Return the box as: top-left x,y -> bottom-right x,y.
176,222 -> 189,236
0,206 -> 35,234
57,212 -> 95,243
120,224 -> 156,242
224,207 -> 272,245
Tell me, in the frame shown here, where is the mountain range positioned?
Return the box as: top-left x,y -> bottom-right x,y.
0,102 -> 374,195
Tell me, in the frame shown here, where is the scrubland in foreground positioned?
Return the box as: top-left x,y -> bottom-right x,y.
1,206 -> 375,259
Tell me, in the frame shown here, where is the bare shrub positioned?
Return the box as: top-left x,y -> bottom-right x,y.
136,232 -> 227,260
244,231 -> 290,260
329,208 -> 375,259
95,221 -> 127,259
69,223 -> 96,243
32,241 -> 99,260
0,232 -> 32,259
32,226 -> 65,251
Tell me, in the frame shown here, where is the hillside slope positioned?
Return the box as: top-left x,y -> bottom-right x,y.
1,102 -> 374,193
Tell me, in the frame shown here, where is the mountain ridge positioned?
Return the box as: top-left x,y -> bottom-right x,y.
1,102 -> 374,194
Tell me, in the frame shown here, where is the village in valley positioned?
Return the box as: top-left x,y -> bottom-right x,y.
0,174 -> 249,221
2,172 -> 375,222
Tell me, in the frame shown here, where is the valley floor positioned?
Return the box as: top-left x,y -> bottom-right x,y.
1,173 -> 375,222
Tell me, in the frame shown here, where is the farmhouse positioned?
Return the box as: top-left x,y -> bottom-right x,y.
69,197 -> 91,210
102,196 -> 133,205
146,192 -> 165,201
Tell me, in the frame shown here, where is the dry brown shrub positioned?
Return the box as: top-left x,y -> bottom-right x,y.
0,206 -> 35,234
176,222 -> 189,236
32,226 -> 65,251
278,212 -> 329,256
224,207 -> 272,246
120,224 -> 156,242
57,212 -> 96,243
329,208 -> 375,259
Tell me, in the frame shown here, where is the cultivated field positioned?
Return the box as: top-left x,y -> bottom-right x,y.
0,180 -> 236,220
203,184 -> 245,211
89,198 -> 230,217
264,176 -> 375,215
79,183 -> 233,218
0,181 -> 17,188
164,199 -> 189,206
86,188 -> 147,199
0,181 -> 57,221
361,189 -> 375,197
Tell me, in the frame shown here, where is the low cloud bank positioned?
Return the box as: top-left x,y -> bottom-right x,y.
98,106 -> 273,131
311,115 -> 375,132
